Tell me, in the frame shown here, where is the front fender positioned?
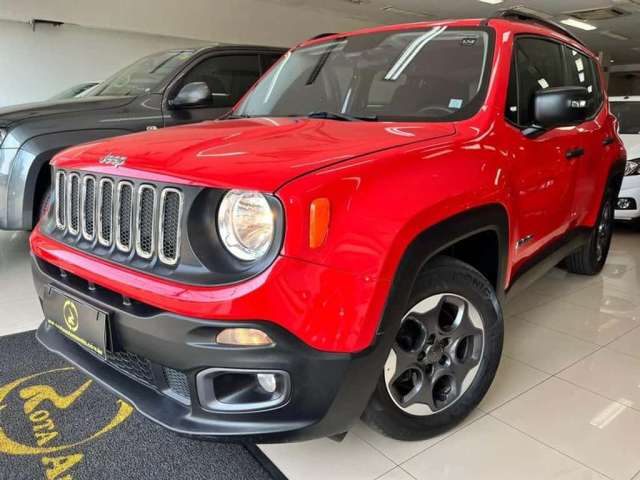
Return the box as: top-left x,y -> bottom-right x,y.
0,129 -> 131,230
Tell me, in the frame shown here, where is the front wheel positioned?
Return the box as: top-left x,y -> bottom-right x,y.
362,256 -> 503,441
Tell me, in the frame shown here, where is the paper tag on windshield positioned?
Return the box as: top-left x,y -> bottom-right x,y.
449,99 -> 463,109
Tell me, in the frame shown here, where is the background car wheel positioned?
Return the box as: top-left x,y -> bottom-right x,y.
362,256 -> 503,441
565,186 -> 615,276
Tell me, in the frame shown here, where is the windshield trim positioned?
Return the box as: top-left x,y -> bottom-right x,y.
233,26 -> 496,124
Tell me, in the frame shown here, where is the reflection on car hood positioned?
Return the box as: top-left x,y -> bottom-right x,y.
53,117 -> 457,191
0,96 -> 133,125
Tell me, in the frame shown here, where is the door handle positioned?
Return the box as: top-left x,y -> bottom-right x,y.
603,137 -> 615,146
566,148 -> 585,160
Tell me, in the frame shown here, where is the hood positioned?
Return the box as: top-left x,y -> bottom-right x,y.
54,117 -> 457,192
620,134 -> 640,161
0,96 -> 133,126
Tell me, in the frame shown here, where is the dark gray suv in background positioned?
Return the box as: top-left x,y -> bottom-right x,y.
0,44 -> 284,230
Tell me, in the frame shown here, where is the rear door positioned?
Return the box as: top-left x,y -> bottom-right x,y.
163,54 -> 262,126
504,37 -> 579,266
563,46 -> 606,225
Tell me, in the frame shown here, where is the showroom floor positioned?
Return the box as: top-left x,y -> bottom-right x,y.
1,229 -> 640,480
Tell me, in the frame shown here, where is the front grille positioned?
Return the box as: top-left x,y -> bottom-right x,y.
54,170 -> 184,266
106,350 -> 154,386
106,351 -> 191,404
163,367 -> 191,404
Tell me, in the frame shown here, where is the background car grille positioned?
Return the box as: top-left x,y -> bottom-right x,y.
55,170 -> 184,266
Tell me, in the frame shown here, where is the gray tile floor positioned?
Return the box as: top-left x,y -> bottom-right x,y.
2,229 -> 640,480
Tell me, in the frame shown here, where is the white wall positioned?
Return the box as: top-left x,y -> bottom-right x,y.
0,0 -> 374,46
0,1 -> 374,107
0,20 -> 204,106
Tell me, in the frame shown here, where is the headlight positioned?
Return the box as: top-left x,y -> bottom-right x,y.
625,160 -> 640,176
218,190 -> 275,261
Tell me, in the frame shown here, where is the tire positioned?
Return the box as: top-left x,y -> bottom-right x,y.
362,256 -> 503,441
565,186 -> 614,276
36,186 -> 53,224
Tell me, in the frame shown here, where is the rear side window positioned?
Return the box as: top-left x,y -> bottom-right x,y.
564,47 -> 603,117
505,37 -> 603,127
507,38 -> 565,126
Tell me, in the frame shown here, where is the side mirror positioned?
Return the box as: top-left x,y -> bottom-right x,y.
532,86 -> 590,130
170,82 -> 212,108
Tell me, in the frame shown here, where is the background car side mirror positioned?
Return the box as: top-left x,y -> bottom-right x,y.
532,86 -> 590,130
170,82 -> 212,108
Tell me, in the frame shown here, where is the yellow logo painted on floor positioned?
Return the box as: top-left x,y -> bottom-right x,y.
0,368 -> 134,479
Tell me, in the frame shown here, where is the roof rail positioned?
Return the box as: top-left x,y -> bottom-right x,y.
491,8 -> 586,47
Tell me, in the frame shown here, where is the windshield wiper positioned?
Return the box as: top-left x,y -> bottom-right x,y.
307,111 -> 378,122
220,112 -> 253,120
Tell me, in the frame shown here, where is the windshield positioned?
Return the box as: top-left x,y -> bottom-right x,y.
611,101 -> 640,135
234,27 -> 492,122
92,50 -> 196,97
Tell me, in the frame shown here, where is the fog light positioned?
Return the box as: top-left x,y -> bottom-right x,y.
257,373 -> 277,393
216,328 -> 273,346
617,198 -> 637,210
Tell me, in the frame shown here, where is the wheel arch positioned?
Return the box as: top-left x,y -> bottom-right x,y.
375,204 -> 509,340
14,129 -> 132,230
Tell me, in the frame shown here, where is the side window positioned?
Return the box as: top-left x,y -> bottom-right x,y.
505,52 -> 519,124
260,53 -> 282,73
512,38 -> 565,126
180,55 -> 261,108
563,47 -> 600,116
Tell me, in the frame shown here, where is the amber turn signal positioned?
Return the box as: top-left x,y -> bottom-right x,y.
216,328 -> 274,346
309,198 -> 331,249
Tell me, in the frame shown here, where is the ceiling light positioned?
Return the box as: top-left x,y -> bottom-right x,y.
478,0 -> 504,4
560,18 -> 597,31
600,31 -> 630,41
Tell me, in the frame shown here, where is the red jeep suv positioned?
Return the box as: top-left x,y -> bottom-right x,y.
31,12 -> 626,442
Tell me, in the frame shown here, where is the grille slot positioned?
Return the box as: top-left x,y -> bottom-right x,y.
159,189 -> 183,265
136,185 -> 156,259
67,173 -> 81,235
106,350 -> 154,386
98,179 -> 115,246
55,171 -> 66,229
116,181 -> 134,252
81,176 -> 96,240
163,367 -> 191,404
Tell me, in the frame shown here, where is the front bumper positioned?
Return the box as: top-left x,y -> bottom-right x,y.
32,255 -> 388,442
615,175 -> 640,222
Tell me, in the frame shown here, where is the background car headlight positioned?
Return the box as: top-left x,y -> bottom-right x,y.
625,160 -> 640,176
218,190 -> 275,261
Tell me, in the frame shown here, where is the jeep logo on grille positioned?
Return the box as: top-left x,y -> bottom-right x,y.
100,154 -> 127,168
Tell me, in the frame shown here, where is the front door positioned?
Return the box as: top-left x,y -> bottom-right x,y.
504,36 -> 580,267
163,54 -> 263,126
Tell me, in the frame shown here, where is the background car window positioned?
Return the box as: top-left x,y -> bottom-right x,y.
180,55 -> 261,108
511,38 -> 565,126
611,102 -> 640,134
260,53 -> 283,73
564,47 -> 602,117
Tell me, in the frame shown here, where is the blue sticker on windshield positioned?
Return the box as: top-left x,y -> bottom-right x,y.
449,99 -> 463,109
